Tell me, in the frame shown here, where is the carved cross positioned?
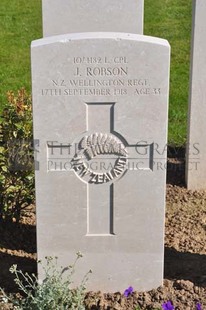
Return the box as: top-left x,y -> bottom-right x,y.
48,102 -> 153,236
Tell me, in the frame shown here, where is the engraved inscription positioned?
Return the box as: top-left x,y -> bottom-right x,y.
86,66 -> 128,77
40,55 -> 162,97
73,56 -> 128,64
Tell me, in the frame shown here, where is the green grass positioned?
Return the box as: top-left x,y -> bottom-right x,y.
0,0 -> 42,109
144,0 -> 192,145
0,0 -> 192,146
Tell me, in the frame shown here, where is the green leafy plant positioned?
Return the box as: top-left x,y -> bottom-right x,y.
1,252 -> 91,309
0,88 -> 34,222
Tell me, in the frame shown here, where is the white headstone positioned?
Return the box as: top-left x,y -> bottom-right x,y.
186,0 -> 206,189
31,32 -> 170,292
42,0 -> 144,37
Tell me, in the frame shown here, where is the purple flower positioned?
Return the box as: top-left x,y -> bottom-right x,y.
123,286 -> 134,297
162,301 -> 174,310
196,303 -> 202,310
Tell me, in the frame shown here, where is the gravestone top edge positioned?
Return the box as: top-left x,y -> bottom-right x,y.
31,32 -> 170,49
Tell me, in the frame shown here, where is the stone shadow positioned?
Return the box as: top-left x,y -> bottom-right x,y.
0,220 -> 36,253
166,146 -> 186,187
0,220 -> 37,293
0,252 -> 37,293
164,247 -> 206,287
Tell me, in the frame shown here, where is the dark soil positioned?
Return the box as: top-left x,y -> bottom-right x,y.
0,153 -> 205,309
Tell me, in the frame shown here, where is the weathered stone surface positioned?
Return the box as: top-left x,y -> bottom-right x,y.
42,0 -> 144,37
186,0 -> 206,189
31,32 -> 170,292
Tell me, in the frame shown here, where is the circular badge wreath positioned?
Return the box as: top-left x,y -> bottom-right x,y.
71,132 -> 128,184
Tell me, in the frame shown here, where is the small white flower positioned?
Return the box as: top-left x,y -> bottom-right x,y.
2,296 -> 8,303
